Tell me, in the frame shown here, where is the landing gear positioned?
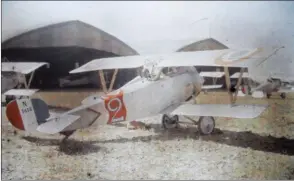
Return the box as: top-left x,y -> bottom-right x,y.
162,114 -> 216,135
60,130 -> 76,142
161,114 -> 179,129
280,93 -> 286,99
198,116 -> 215,135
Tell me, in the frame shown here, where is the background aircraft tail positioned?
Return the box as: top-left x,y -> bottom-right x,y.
5,98 -> 50,132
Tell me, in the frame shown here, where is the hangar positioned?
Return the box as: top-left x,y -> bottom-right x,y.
1,20 -> 139,91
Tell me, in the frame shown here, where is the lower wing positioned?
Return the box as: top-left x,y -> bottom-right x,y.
3,89 -> 39,97
169,103 -> 268,119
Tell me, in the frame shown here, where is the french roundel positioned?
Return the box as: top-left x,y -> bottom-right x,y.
215,48 -> 261,65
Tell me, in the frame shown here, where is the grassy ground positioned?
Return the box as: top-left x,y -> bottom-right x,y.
2,91 -> 294,179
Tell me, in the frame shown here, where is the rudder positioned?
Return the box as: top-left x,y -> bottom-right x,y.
6,98 -> 50,132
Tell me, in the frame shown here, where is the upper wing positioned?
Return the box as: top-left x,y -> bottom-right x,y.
170,103 -> 268,119
70,55 -> 146,73
2,62 -> 48,74
69,48 -> 276,74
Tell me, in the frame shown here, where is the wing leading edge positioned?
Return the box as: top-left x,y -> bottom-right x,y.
69,48 -> 277,74
2,62 -> 48,74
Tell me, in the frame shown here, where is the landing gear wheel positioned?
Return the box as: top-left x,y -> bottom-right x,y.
162,114 -> 179,129
198,116 -> 215,135
280,93 -> 286,99
266,93 -> 272,99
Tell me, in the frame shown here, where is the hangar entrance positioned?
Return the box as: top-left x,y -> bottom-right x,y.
2,46 -> 137,91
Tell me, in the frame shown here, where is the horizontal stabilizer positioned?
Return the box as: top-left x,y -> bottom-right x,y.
202,85 -> 223,89
170,103 -> 268,119
230,72 -> 249,78
37,114 -> 80,134
2,62 -> 48,74
46,100 -> 102,121
3,89 -> 39,96
200,72 -> 225,78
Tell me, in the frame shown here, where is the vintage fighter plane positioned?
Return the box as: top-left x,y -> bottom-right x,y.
5,48 -> 277,141
196,46 -> 294,100
230,67 -> 294,99
1,62 -> 49,104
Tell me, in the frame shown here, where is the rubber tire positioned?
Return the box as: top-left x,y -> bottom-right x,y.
198,116 -> 215,135
162,114 -> 179,129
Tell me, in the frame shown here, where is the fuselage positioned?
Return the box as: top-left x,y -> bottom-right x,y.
79,67 -> 203,126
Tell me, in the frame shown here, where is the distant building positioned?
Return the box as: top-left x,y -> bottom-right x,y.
177,38 -> 243,87
1,20 -> 139,90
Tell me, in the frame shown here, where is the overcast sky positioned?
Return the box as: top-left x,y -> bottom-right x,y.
2,1 -> 294,54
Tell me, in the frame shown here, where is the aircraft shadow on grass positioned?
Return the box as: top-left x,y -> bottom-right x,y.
22,123 -> 294,156
21,136 -> 105,156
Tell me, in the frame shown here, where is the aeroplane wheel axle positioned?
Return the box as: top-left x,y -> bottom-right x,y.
198,116 -> 215,135
162,114 -> 179,129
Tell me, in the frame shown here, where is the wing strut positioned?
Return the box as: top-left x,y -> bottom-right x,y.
99,70 -> 108,94
233,67 -> 245,103
224,67 -> 233,104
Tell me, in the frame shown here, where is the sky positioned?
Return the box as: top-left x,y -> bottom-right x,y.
2,1 -> 294,54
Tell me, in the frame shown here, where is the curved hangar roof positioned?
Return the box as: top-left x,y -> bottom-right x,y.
2,20 -> 138,56
177,38 -> 228,52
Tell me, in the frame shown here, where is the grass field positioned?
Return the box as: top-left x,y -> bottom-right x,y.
2,91 -> 294,179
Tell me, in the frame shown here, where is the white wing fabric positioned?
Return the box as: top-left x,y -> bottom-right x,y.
3,89 -> 39,96
70,55 -> 146,73
170,104 -> 268,119
156,48 -> 275,68
69,48 -> 277,74
2,62 -> 48,74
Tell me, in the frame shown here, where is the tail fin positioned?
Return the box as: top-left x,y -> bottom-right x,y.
5,98 -> 50,132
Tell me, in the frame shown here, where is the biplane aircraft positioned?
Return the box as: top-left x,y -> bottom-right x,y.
5,47 -> 279,141
230,69 -> 294,100
2,62 -> 49,104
